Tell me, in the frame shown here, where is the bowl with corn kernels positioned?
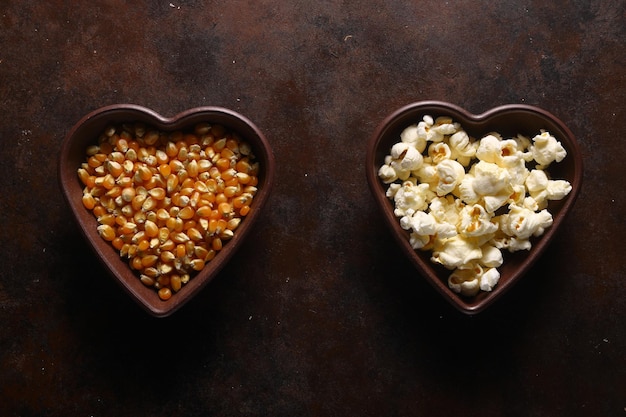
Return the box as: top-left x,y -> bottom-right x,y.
366,101 -> 582,314
59,104 -> 275,317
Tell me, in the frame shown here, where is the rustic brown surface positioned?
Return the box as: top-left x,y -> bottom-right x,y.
0,1 -> 624,416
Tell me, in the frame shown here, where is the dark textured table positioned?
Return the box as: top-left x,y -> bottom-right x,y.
1,1 -> 624,416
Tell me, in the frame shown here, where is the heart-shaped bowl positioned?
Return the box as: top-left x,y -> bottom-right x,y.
59,104 -> 275,317
366,101 -> 583,314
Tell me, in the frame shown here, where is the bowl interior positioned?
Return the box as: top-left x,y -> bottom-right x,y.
366,101 -> 583,314
59,105 -> 275,317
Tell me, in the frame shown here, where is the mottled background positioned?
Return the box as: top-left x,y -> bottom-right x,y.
0,1 -> 624,416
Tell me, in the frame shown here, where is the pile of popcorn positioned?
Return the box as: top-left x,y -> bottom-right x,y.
378,115 -> 572,296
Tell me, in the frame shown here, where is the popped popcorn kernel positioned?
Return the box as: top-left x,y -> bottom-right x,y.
379,115 -> 572,296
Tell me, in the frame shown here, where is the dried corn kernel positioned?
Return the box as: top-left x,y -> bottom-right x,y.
77,122 -> 259,301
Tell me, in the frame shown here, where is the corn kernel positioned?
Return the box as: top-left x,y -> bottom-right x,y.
79,122 -> 259,301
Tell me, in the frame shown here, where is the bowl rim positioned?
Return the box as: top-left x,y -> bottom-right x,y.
58,103 -> 275,317
365,100 -> 583,314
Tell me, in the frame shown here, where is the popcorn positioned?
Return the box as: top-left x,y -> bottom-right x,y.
392,181 -> 434,217
379,114 -> 572,296
457,204 -> 498,238
391,142 -> 424,171
449,130 -> 477,166
530,131 -> 567,168
428,142 -> 452,164
434,159 -> 465,196
400,124 -> 427,152
417,115 -> 458,143
378,163 -> 398,184
496,204 -> 553,240
431,235 -> 483,270
479,267 -> 501,292
448,268 -> 480,296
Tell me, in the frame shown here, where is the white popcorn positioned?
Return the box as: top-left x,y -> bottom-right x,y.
379,116 -> 572,296
429,195 -> 463,224
475,134 -> 503,164
400,124 -> 427,153
428,142 -> 452,164
409,232 -> 432,250
479,267 -> 500,292
385,183 -> 401,198
449,130 -> 477,165
435,159 -> 465,196
491,235 -> 532,252
497,204 -> 553,240
526,169 -> 572,208
431,235 -> 482,270
471,161 -> 511,196
389,159 -> 411,181
378,164 -> 398,184
480,244 -> 503,268
546,179 -> 572,200
458,204 -> 498,238
448,268 -> 480,297
402,212 -> 437,250
392,181 -> 433,217
413,160 -> 438,185
401,211 -> 437,235
530,131 -> 567,168
458,174 -> 480,205
417,115 -> 458,143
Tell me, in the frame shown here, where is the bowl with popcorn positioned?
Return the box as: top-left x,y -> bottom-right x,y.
59,104 -> 275,317
366,101 -> 582,314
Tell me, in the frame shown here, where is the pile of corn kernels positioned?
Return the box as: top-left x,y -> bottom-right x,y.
77,122 -> 259,300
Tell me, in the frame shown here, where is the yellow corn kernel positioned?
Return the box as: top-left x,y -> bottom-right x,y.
219,229 -> 234,241
112,237 -> 125,251
141,254 -> 159,268
92,205 -> 107,218
170,275 -> 182,292
175,243 -> 187,259
195,206 -> 212,218
189,259 -> 205,271
141,196 -> 158,212
119,222 -> 137,235
144,220 -> 158,238
177,205 -> 195,220
133,211 -> 147,225
171,232 -> 190,244
218,202 -> 232,217
97,213 -> 116,226
158,287 -> 172,300
97,225 -> 116,241
158,262 -> 173,275
166,174 -> 179,194
194,245 -> 210,260
187,227 -> 203,241
137,239 -> 150,252
131,194 -> 147,211
160,251 -> 176,264
140,275 -> 155,287
211,237 -> 223,251
227,218 -> 241,231
82,193 -> 96,210
160,239 -> 175,251
143,267 -> 160,279
106,161 -> 123,177
223,185 -> 240,198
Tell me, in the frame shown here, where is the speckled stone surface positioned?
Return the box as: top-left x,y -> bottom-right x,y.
0,1 -> 624,416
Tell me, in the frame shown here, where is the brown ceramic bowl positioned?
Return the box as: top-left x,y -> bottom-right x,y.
366,101 -> 583,314
59,104 -> 275,317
